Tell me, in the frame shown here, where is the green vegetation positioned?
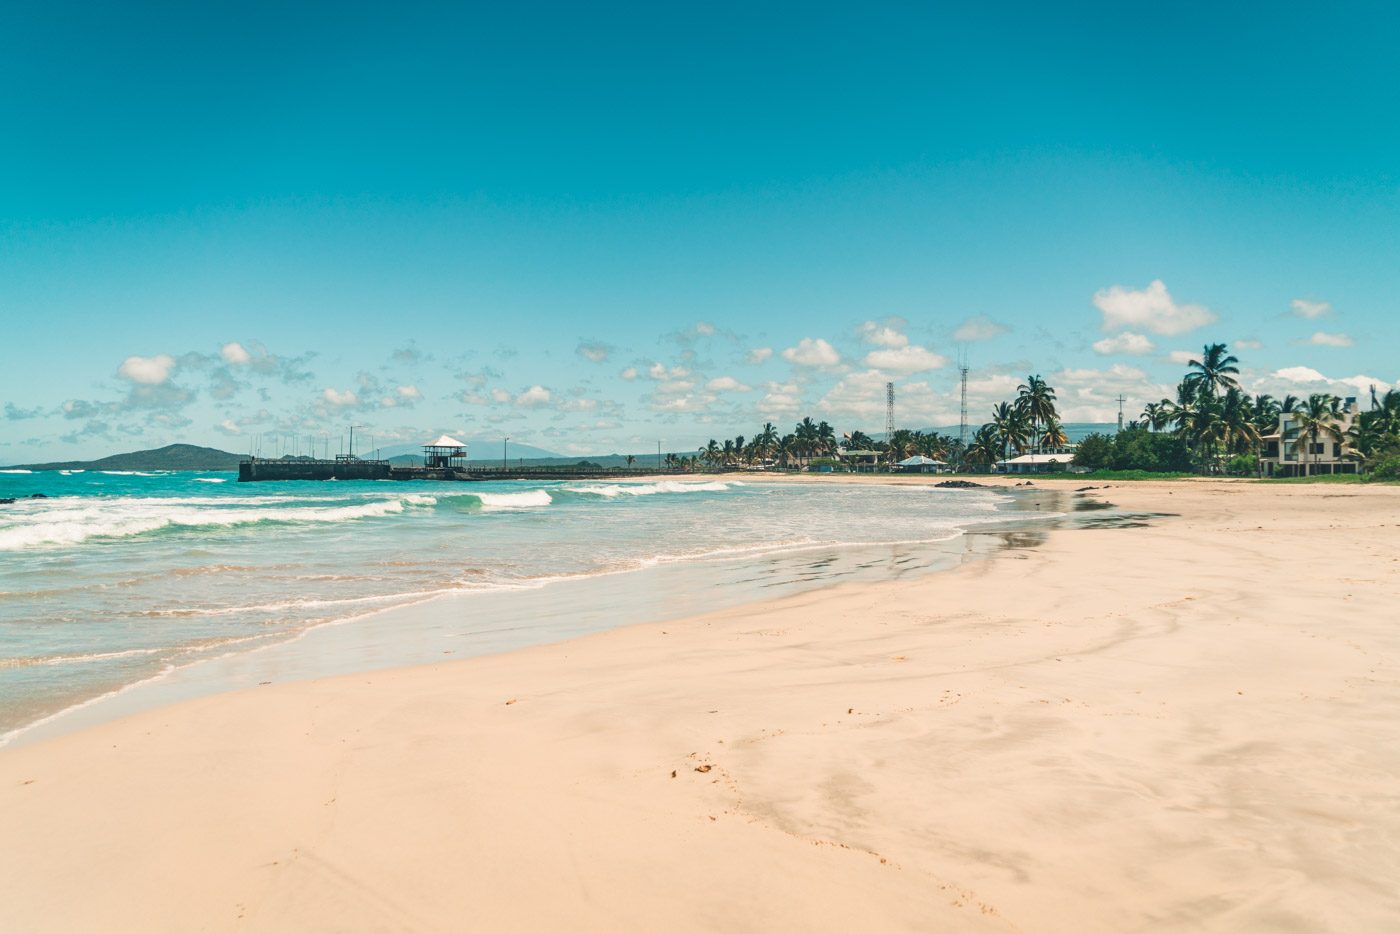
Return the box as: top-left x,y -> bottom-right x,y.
1017,469 -> 1198,481
699,418 -> 956,469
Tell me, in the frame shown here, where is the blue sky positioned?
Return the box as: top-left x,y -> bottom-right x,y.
3,2 -> 1398,461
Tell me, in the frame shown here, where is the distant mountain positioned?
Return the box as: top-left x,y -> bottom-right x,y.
8,443 -> 243,472
373,436 -> 561,461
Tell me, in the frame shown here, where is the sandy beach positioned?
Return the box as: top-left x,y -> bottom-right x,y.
3,478 -> 1399,932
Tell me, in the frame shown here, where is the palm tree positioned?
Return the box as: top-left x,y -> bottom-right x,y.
1291,393 -> 1343,477
1186,343 -> 1241,400
964,424 -> 999,470
845,429 -> 874,450
1141,401 -> 1170,432
755,422 -> 779,463
990,402 -> 1031,464
1016,375 -> 1057,454
1220,387 -> 1260,456
1040,419 -> 1068,452
794,417 -> 819,462
625,454 -> 636,467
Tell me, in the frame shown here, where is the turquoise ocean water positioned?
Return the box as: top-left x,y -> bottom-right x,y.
0,470 -> 1024,741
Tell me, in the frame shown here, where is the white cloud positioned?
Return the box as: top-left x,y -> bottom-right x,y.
1093,280 -> 1216,336
220,342 -> 251,365
861,345 -> 948,373
952,315 -> 1010,342
1236,339 -> 1264,350
645,362 -> 690,381
817,370 -> 949,425
620,367 -> 638,380
576,341 -> 612,363
396,384 -> 422,399
1092,332 -> 1155,355
215,418 -> 242,436
1272,366 -> 1328,383
706,376 -> 752,392
694,321 -> 716,337
1307,331 -> 1353,348
1050,364 -> 1172,422
1166,350 -> 1196,365
745,347 -> 773,365
782,337 -> 842,367
1258,367 -> 1397,403
1291,298 -> 1332,319
322,387 -> 358,407
858,320 -> 908,348
515,385 -> 552,408
491,388 -> 512,403
558,398 -> 598,412
759,381 -> 802,416
117,354 -> 176,386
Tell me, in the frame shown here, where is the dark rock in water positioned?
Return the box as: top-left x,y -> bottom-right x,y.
935,479 -> 986,489
0,497 -> 14,504
28,492 -> 48,499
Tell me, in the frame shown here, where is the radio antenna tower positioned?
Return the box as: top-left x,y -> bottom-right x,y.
885,381 -> 896,440
958,351 -> 970,448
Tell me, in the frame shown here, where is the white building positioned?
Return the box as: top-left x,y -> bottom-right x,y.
1258,398 -> 1359,477
995,453 -> 1075,474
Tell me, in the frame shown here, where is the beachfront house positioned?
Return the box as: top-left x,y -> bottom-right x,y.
423,434 -> 468,469
894,455 -> 946,473
839,449 -> 883,472
996,453 -> 1072,474
1258,398 -> 1360,477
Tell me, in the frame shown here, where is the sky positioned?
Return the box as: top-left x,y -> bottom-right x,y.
2,1 -> 1398,462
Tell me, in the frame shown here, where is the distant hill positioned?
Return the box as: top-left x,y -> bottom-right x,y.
8,444 -> 243,472
374,437 -> 561,461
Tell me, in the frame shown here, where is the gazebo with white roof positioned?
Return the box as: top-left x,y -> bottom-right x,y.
423,434 -> 468,469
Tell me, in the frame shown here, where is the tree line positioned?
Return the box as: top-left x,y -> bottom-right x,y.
681,342 -> 1399,477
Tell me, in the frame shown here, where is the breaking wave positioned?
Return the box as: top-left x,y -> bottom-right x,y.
562,480 -> 740,498
0,494 -> 438,550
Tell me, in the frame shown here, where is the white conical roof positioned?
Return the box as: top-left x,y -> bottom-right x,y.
425,434 -> 467,448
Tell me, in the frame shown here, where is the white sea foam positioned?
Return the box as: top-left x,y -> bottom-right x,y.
193,477 -> 227,483
0,494 -> 437,550
473,489 -> 553,509
59,469 -> 85,475
0,469 -> 32,474
565,480 -> 737,497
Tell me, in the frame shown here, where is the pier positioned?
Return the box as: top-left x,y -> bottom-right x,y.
238,458 -> 672,483
238,457 -> 391,482
238,435 -> 680,483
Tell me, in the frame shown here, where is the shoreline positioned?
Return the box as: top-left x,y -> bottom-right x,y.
2,477 -> 1054,750
4,479 -> 1399,930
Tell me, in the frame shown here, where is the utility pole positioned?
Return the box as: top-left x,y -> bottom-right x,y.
885,382 -> 895,440
958,354 -> 970,450
1116,395 -> 1127,433
503,437 -> 509,470
658,440 -> 662,471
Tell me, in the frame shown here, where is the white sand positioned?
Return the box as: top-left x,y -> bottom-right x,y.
3,479 -> 1398,932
